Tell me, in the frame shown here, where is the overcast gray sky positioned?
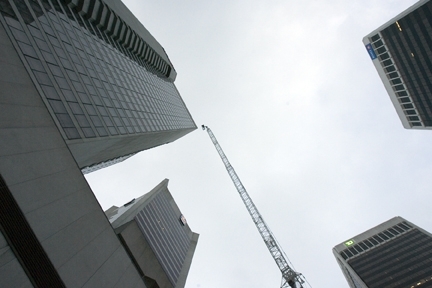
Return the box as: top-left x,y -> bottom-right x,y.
85,1 -> 432,287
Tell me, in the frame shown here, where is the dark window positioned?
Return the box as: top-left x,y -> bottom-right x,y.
400,222 -> 411,230
41,85 -> 60,99
374,236 -> 384,243
48,64 -> 63,77
26,56 -> 45,72
82,127 -> 96,137
96,127 -> 108,136
393,84 -> 404,91
379,53 -> 390,61
75,115 -> 90,127
56,113 -> 75,128
391,79 -> 402,85
68,102 -> 83,114
388,72 -> 400,81
349,247 -> 358,256
0,0 -> 17,19
90,116 -> 103,127
33,71 -> 52,86
63,127 -> 80,139
18,41 -> 38,57
373,40 -> 383,48
48,99 -> 67,113
59,89 -> 74,102
371,34 -> 380,42
377,46 -> 387,54
369,238 -> 379,245
386,66 -> 396,73
388,228 -> 399,236
379,232 -> 389,240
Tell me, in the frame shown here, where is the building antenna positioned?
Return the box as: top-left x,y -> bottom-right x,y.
202,125 -> 311,288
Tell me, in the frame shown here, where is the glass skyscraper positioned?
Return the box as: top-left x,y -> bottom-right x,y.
363,0 -> 432,129
0,0 -> 196,172
333,217 -> 432,288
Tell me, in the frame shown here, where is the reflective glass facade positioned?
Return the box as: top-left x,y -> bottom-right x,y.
334,217 -> 432,288
135,191 -> 191,286
0,0 -> 196,171
348,229 -> 432,288
364,0 -> 432,129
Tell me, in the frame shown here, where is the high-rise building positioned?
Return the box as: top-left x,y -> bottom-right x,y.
0,0 -> 196,173
333,216 -> 432,288
363,0 -> 432,129
0,0 -> 196,286
106,179 -> 199,288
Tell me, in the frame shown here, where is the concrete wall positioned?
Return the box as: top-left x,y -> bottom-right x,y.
0,20 -> 145,288
120,221 -> 173,288
176,232 -> 199,288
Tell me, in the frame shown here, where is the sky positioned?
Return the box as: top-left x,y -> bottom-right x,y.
85,1 -> 432,287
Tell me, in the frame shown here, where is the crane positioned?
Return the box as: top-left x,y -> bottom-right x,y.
202,125 -> 310,288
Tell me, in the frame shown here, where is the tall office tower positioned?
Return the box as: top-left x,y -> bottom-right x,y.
0,0 -> 195,286
0,0 -> 196,173
105,179 -> 199,288
363,0 -> 432,129
333,217 -> 432,288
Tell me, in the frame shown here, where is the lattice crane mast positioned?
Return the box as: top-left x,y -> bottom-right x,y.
202,125 -> 309,288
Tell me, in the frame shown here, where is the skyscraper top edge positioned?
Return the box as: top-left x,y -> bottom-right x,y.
102,0 -> 175,73
333,216 -> 406,252
363,0 -> 429,40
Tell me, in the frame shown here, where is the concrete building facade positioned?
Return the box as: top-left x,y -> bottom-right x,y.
106,179 -> 199,288
363,0 -> 432,129
0,0 -> 196,286
333,217 -> 432,288
0,0 -> 196,173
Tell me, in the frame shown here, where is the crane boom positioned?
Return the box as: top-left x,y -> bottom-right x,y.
202,125 -> 309,288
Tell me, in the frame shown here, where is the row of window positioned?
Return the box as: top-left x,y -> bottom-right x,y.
371,33 -> 423,127
64,0 -> 172,79
0,0 -> 195,141
340,221 -> 412,261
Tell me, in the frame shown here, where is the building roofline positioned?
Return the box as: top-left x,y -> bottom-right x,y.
363,0 -> 429,39
333,216 -> 405,252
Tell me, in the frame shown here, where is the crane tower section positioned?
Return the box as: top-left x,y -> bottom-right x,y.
202,125 -> 309,288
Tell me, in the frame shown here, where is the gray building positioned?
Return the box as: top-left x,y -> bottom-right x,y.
0,0 -> 196,286
333,216 -> 432,288
0,0 -> 196,174
363,0 -> 432,129
106,179 -> 199,288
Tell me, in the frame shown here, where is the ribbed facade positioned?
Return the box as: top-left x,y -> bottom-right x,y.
363,0 -> 432,129
135,191 -> 192,286
333,217 -> 432,288
107,179 -> 199,288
